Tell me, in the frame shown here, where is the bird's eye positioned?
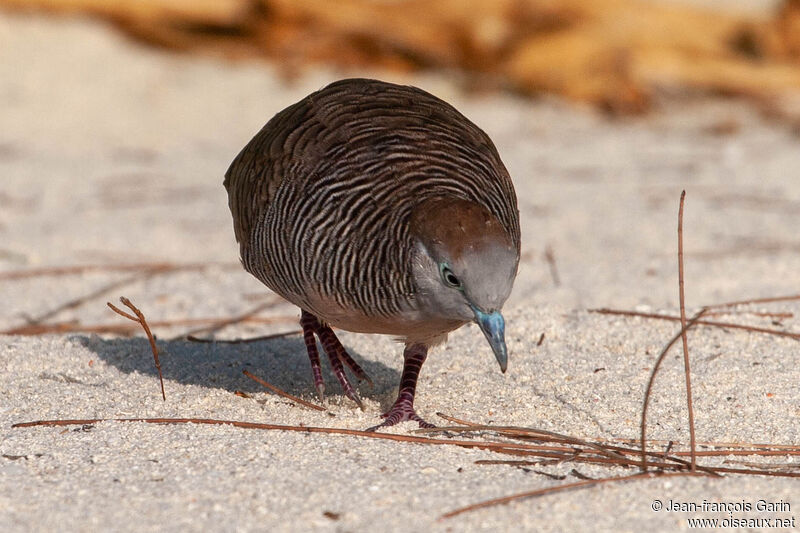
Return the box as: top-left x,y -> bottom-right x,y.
439,263 -> 462,289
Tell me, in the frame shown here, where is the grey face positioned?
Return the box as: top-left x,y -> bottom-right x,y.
411,239 -> 518,371
450,241 -> 518,314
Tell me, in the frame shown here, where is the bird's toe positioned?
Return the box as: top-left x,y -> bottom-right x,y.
365,400 -> 434,431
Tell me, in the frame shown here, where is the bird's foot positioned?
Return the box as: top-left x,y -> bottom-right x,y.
366,343 -> 433,431
300,310 -> 372,409
366,396 -> 435,431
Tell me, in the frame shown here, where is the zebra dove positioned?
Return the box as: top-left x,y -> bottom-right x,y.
225,78 -> 520,429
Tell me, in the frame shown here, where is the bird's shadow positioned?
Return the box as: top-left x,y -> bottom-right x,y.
75,334 -> 401,409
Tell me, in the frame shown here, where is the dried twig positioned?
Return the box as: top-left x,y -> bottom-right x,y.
544,245 -> 560,287
723,460 -> 800,470
13,416 -> 799,478
677,191 -> 697,471
106,297 -> 166,401
420,424 -> 631,464
436,412 -> 478,426
11,417 -> 611,454
173,299 -> 284,340
11,414 -> 800,523
608,437 -> 800,452
186,329 -> 303,344
703,310 -> 793,319
474,459 -> 558,467
424,419 -> 719,475
242,370 -> 325,411
708,294 -> 800,309
588,308 -> 800,340
0,261 -> 238,280
5,316 -> 298,336
639,309 -> 707,471
439,472 -> 698,519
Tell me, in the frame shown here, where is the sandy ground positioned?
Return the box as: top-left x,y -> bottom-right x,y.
1,11 -> 799,533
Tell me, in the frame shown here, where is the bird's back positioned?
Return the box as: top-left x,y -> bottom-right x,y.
224,79 -> 520,332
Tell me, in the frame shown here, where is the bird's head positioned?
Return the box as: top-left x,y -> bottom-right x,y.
409,197 -> 519,372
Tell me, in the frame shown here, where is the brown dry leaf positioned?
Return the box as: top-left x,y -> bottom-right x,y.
3,0 -> 799,113
1,0 -> 250,25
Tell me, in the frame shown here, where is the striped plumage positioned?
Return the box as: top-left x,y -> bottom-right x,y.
225,78 -> 520,429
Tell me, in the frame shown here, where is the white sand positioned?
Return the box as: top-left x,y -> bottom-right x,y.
1,11 -> 799,533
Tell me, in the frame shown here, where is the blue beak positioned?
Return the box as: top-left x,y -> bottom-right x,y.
471,306 -> 508,373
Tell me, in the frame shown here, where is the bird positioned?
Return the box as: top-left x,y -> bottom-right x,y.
224,78 -> 520,430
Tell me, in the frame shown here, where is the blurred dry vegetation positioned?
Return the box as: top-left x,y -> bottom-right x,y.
3,0 -> 800,113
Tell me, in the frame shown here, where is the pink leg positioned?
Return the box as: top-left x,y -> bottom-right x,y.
367,343 -> 434,431
300,311 -> 325,401
299,310 -> 371,407
318,327 -> 373,386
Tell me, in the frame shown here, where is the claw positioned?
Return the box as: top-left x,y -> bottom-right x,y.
315,383 -> 325,403
346,390 -> 365,411
329,359 -> 364,409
